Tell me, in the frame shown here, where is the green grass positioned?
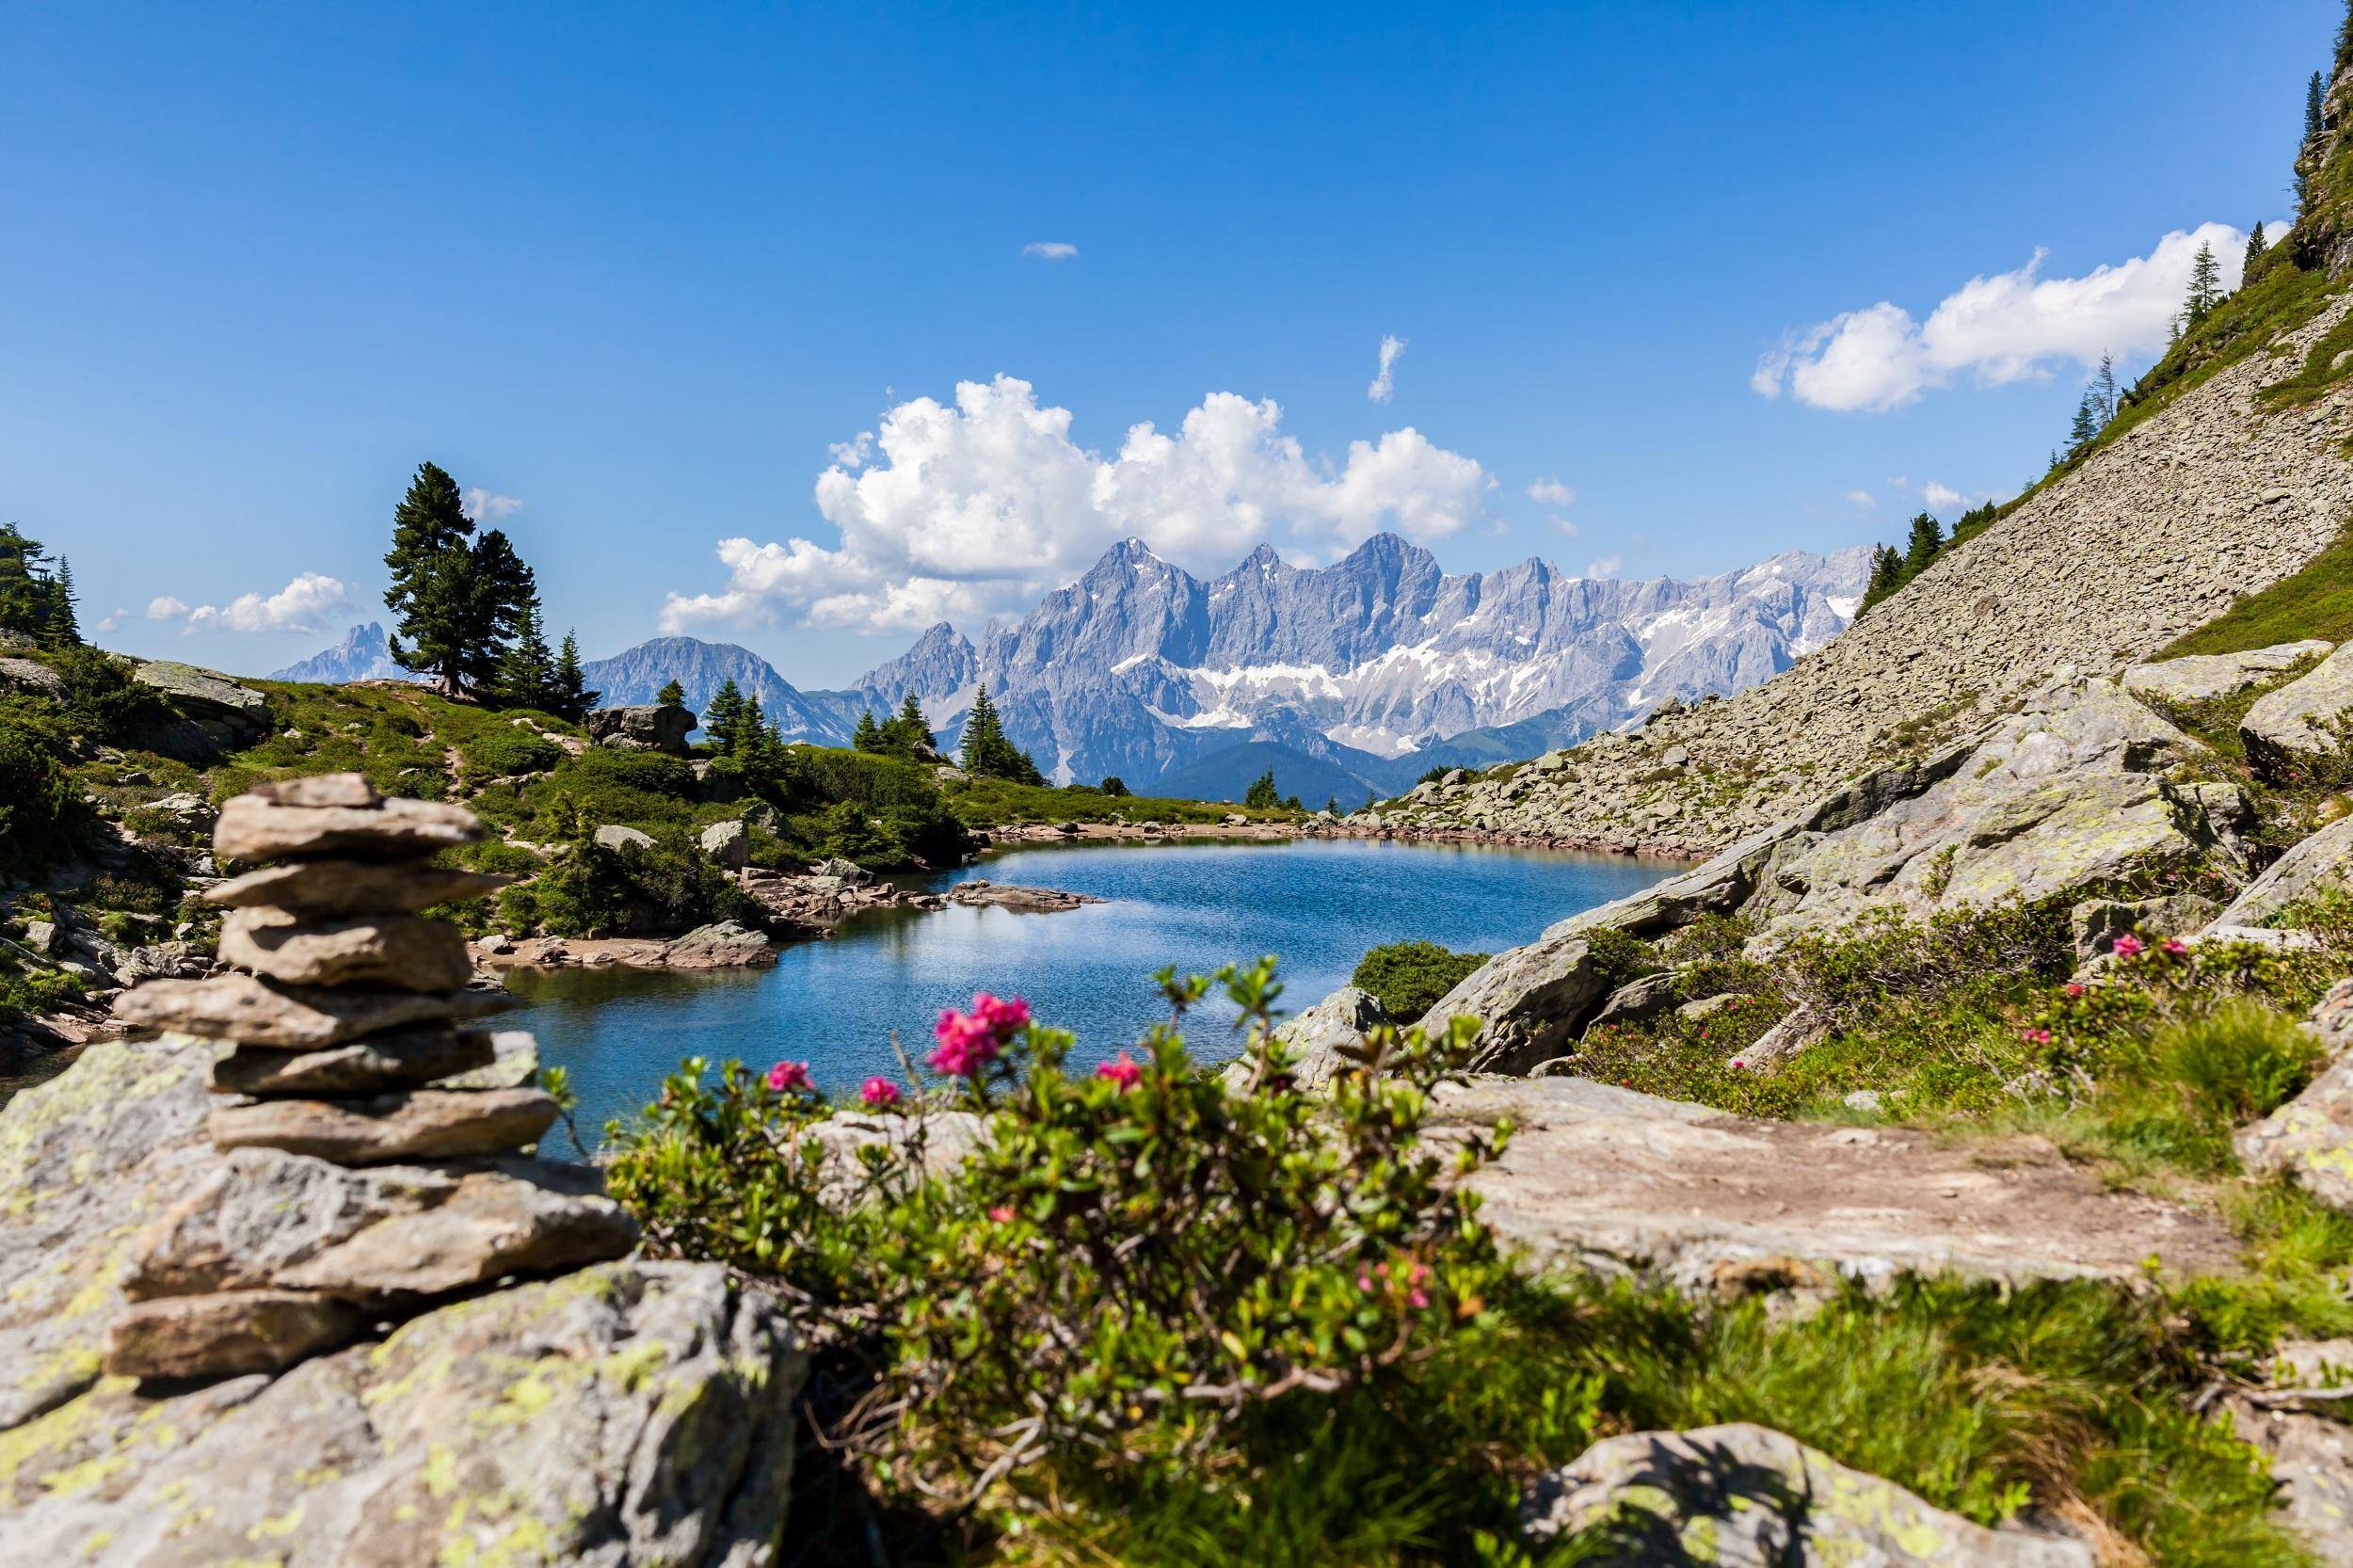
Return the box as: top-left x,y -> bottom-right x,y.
2156,521 -> 2353,659
943,774 -> 1298,829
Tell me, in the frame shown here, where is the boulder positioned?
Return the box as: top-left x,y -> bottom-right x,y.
2215,814 -> 2353,928
113,972 -> 514,1048
1520,1423 -> 2092,1566
209,1028 -> 497,1096
0,654 -> 65,697
814,856 -> 873,884
661,920 -> 776,968
2068,893 -> 2221,960
2121,639 -> 2333,704
204,858 -> 511,914
131,660 -> 268,721
126,1147 -> 634,1304
698,818 -> 751,869
2244,643 -> 2353,779
214,793 -> 487,861
595,823 -> 657,852
2229,1401 -> 2353,1568
1586,972 -> 1681,1029
111,941 -> 207,987
207,1087 -> 560,1164
2,1260 -> 804,1568
586,703 -> 696,756
1431,1076 -> 2237,1290
1223,985 -> 1392,1094
104,1288 -> 365,1380
220,907 -> 474,992
2237,1033 -> 2353,1211
1422,931 -> 1606,1074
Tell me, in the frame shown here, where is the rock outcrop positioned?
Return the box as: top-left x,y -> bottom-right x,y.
2244,642 -> 2353,779
2121,638 -> 2333,704
1433,1076 -> 2238,1291
587,702 -> 696,755
1521,1423 -> 2092,1565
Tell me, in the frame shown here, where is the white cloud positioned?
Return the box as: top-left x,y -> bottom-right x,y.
1921,481 -> 1968,511
1844,489 -> 1876,507
828,431 -> 873,470
166,571 -> 350,635
1585,553 -> 1623,580
659,375 -> 1490,635
1752,221 -> 2280,412
1367,334 -> 1406,404
1549,515 -> 1580,537
1022,242 -> 1078,260
95,607 -> 130,632
1527,478 -> 1576,506
464,488 -> 522,522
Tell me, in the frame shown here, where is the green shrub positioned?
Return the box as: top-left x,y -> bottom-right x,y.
1350,940 -> 1489,1020
458,726 -> 564,780
1583,927 -> 1660,992
499,832 -> 760,936
0,712 -> 92,875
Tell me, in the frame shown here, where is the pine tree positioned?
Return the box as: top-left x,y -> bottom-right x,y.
854,711 -> 884,752
2067,389 -> 2101,454
0,524 -> 80,647
2245,221 -> 2268,280
656,679 -> 686,710
2184,242 -> 2224,326
1866,545 -> 1904,596
739,694 -> 765,756
1901,512 -> 1944,580
1323,794 -> 1339,814
383,462 -> 536,697
551,631 -> 600,723
493,590 -> 555,711
44,557 -> 78,648
958,683 -> 1045,783
1243,770 -> 1280,810
704,678 -> 745,753
2092,352 -> 2118,424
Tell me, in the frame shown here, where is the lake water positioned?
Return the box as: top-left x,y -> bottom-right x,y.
504,837 -> 1671,1134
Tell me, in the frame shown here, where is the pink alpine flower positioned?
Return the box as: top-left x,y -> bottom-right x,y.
2065,983 -> 2086,998
765,1060 -> 811,1095
859,1076 -> 902,1107
2161,938 -> 2189,956
988,1206 -> 1016,1224
973,992 -> 1031,1033
2111,935 -> 2144,959
928,991 -> 1032,1077
1407,1289 -> 1431,1310
1096,1050 -> 1144,1090
2020,1028 -> 2053,1046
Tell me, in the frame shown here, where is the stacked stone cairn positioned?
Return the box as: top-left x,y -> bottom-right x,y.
105,774 -> 637,1381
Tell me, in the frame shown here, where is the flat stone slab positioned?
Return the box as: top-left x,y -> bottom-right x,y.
214,792 -> 486,861
104,1288 -> 364,1381
1433,1077 -> 2240,1291
220,906 -> 474,991
1522,1422 -> 2093,1566
132,660 -> 267,717
2,1261 -> 805,1568
204,857 -> 511,914
208,1028 -> 497,1096
128,1147 -> 635,1303
2121,640 -> 2333,704
113,971 -> 514,1047
943,881 -> 1104,912
208,1087 -> 559,1165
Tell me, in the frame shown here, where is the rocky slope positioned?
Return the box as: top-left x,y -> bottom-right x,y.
1384,296 -> 2353,855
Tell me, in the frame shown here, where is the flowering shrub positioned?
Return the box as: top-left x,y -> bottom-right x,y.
604,956 -> 1519,1519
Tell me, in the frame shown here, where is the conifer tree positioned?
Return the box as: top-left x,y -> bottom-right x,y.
2184,242 -> 2224,325
854,711 -> 884,752
0,524 -> 79,646
739,694 -> 765,756
1900,512 -> 1944,580
2245,221 -> 2268,280
704,678 -> 745,753
493,590 -> 555,711
2091,352 -> 2118,424
959,683 -> 1045,783
550,631 -> 598,722
44,558 -> 78,648
2067,389 -> 2101,454
1243,770 -> 1280,810
891,693 -> 933,755
656,679 -> 686,710
383,462 -> 537,697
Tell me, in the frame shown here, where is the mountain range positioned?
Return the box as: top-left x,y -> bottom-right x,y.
279,535 -> 1870,798
266,622 -> 418,684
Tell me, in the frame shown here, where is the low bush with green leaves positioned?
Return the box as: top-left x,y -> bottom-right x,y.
1350,939 -> 1489,1020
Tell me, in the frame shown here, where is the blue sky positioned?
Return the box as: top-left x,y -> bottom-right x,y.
1,1 -> 2330,685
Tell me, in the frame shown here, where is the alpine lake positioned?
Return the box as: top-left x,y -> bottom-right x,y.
505,836 -> 1673,1135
